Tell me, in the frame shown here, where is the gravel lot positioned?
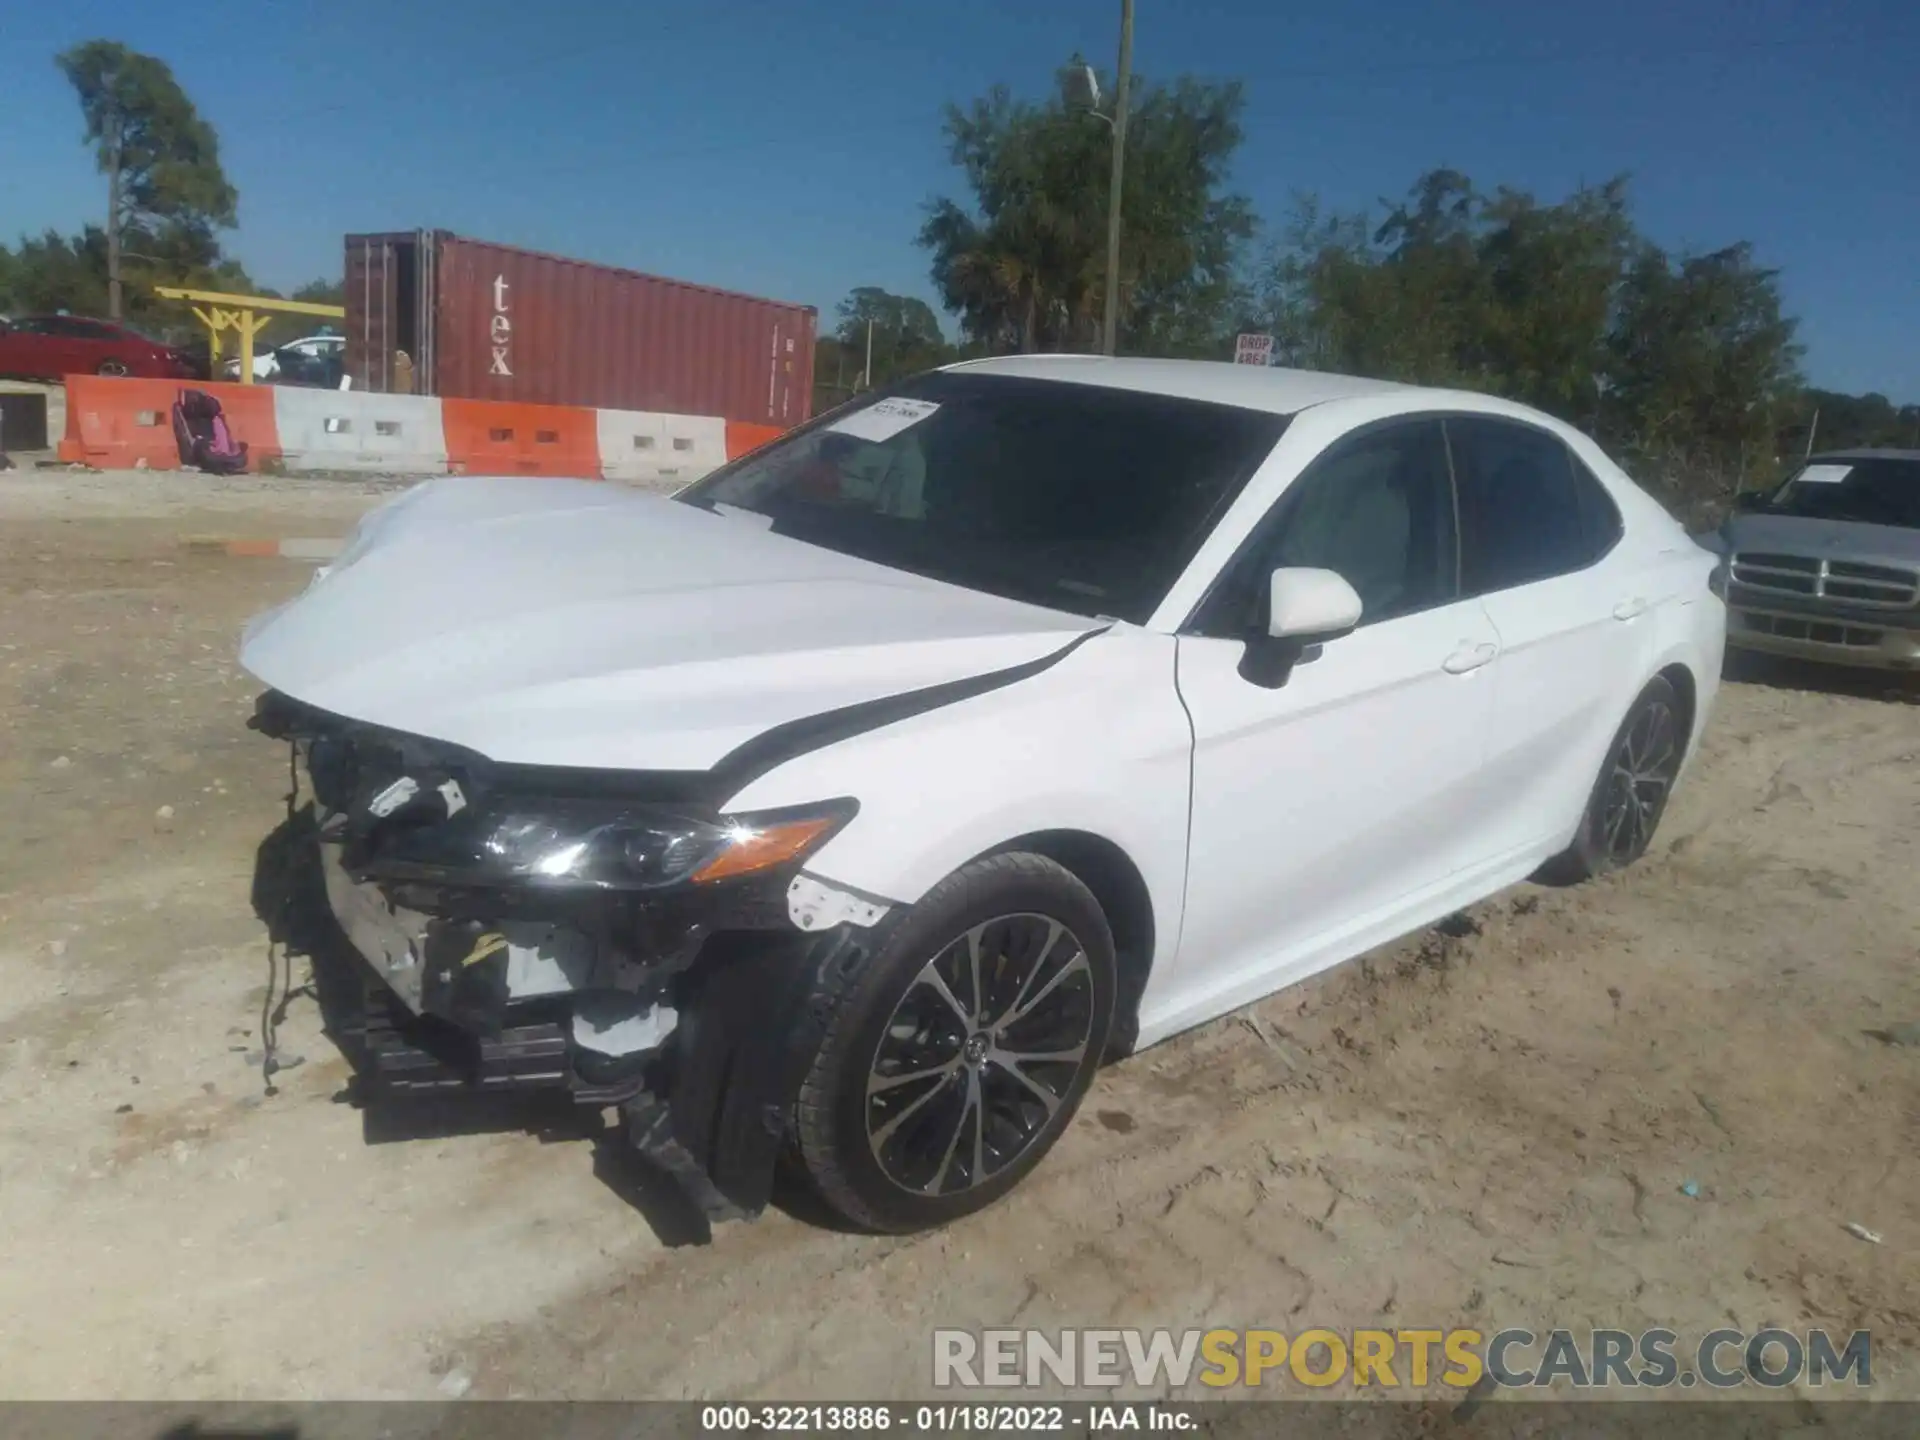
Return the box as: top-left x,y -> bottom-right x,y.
1,470 -> 1916,1404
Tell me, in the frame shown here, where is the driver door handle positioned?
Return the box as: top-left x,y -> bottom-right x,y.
1613,597 -> 1649,621
1442,640 -> 1499,675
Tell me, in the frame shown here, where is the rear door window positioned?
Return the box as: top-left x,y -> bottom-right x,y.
1447,417 -> 1616,594
1571,451 -> 1625,555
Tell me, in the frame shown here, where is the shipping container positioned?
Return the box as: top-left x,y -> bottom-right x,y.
344,231 -> 816,425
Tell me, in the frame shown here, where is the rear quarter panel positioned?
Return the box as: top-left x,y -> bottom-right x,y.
1650,560 -> 1726,785
1573,439 -> 1726,780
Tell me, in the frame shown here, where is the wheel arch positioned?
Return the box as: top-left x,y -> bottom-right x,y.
982,827 -> 1156,1061
1645,611 -> 1720,779
1656,660 -> 1698,760
1530,651 -> 1703,890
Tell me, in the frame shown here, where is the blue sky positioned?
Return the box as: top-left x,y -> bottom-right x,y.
2,0 -> 1915,399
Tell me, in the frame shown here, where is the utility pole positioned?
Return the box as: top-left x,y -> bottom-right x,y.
105,114 -> 123,320
1100,0 -> 1134,357
864,317 -> 874,389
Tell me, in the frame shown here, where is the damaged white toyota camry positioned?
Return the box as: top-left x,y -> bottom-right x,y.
239,356 -> 1725,1233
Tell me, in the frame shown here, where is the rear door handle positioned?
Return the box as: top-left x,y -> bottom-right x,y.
1612,597 -> 1649,621
1442,641 -> 1499,675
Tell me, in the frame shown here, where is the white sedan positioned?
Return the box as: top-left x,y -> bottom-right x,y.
220,332 -> 344,381
239,357 -> 1724,1233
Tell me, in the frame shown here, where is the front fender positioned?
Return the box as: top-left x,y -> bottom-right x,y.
724,627 -> 1192,970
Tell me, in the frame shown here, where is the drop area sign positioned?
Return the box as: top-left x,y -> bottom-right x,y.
1234,333 -> 1275,366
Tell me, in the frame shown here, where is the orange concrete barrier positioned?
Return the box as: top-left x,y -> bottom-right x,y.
54,373 -> 792,478
724,420 -> 786,460
442,399 -> 600,478
58,375 -> 281,470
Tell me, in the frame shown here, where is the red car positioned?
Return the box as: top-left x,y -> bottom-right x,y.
0,314 -> 200,381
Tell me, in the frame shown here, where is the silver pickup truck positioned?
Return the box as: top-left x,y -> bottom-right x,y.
1708,449 -> 1920,672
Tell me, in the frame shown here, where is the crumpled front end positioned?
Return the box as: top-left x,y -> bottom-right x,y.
253,691 -> 894,1221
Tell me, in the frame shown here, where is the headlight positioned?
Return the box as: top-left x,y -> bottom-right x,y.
359,798 -> 855,891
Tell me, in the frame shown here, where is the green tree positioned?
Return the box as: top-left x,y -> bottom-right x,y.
834,286 -> 950,384
921,67 -> 1254,355
1260,175 -> 1493,386
1475,179 -> 1633,418
1777,388 -> 1920,456
1259,169 -> 1804,521
1606,242 -> 1801,504
290,278 -> 345,309
1262,170 -> 1633,402
0,221 -> 269,359
0,230 -> 107,316
1260,197 -> 1381,372
57,39 -> 237,319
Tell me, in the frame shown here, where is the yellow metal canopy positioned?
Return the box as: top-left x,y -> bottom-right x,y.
152,287 -> 346,385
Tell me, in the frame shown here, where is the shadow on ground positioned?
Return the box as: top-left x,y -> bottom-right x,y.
1725,647 -> 1920,705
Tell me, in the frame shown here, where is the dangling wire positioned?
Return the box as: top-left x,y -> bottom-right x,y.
260,741 -> 299,1096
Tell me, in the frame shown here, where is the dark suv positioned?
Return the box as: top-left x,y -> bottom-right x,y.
1714,449 -> 1920,672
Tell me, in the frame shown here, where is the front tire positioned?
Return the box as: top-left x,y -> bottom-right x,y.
1538,675 -> 1685,884
97,358 -> 130,377
793,852 -> 1116,1233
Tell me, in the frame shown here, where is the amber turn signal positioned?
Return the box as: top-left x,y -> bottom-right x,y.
689,815 -> 841,884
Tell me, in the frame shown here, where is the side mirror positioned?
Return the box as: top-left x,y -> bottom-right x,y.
1732,489 -> 1770,512
1268,567 -> 1363,641
1239,567 -> 1363,689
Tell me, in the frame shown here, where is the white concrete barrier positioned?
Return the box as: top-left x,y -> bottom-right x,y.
273,390 -> 449,475
594,409 -> 728,485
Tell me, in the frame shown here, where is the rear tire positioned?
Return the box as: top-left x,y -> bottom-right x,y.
793,852 -> 1115,1233
1538,675 -> 1685,885
97,358 -> 130,377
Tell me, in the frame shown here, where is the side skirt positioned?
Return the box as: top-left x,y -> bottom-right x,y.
1131,842 -> 1550,1052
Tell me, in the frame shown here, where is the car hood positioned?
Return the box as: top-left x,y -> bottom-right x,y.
1720,512 -> 1920,568
239,477 -> 1103,772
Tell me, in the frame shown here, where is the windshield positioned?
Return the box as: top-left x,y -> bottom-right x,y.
677,372 -> 1288,622
1766,457 -> 1920,529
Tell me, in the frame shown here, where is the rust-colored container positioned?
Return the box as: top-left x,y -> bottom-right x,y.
345,231 -> 815,425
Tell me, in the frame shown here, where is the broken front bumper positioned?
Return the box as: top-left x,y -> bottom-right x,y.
253,691 -> 896,1219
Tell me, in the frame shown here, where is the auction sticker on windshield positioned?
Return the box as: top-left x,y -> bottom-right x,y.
1795,464 -> 1854,485
829,397 -> 941,443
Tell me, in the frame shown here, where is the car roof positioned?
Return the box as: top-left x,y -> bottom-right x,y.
934,354 -> 1591,429
1808,448 -> 1920,465
939,354 -> 1418,413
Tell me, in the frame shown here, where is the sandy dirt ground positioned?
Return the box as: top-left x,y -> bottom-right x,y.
1,470 -> 1916,1406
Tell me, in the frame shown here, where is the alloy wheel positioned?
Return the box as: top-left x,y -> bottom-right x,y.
864,913 -> 1095,1196
1602,697 -> 1679,864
